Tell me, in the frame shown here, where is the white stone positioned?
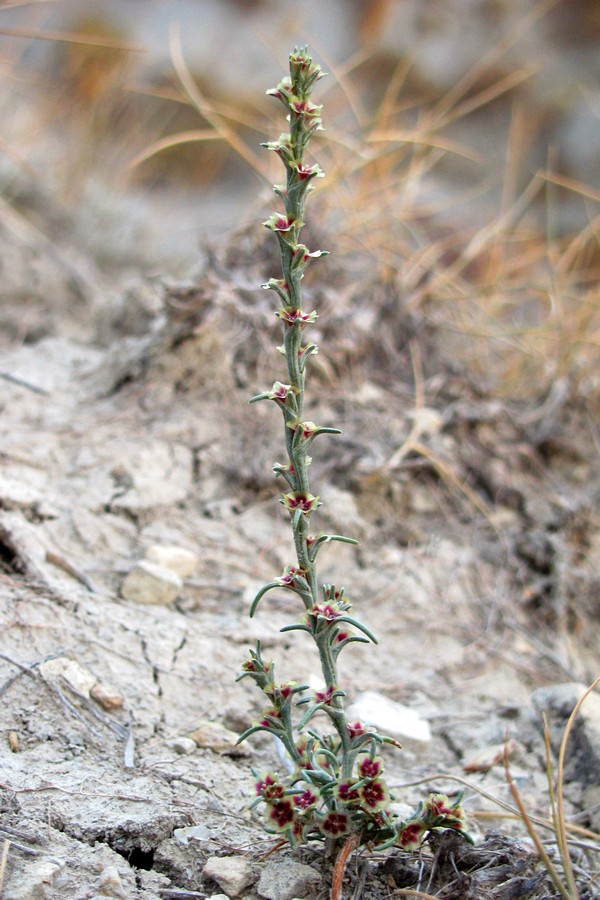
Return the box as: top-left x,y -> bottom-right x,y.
39,657 -> 97,696
120,561 -> 182,606
174,824 -> 211,845
202,855 -> 255,898
145,544 -> 198,578
168,736 -> 197,755
346,691 -> 431,744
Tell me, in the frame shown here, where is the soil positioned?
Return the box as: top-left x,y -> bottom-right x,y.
1,206 -> 599,900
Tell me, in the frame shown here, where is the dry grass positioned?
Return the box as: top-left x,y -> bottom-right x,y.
1,6 -> 598,415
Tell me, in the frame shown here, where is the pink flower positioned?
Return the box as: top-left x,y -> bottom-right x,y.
347,721 -> 367,739
314,684 -> 336,705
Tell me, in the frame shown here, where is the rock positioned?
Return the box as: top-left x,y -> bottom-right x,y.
202,855 -> 255,898
346,691 -> 431,745
188,721 -> 250,757
145,543 -> 198,578
120,560 -> 182,606
6,858 -> 64,899
90,681 -> 125,711
98,864 -> 127,898
531,682 -> 600,787
257,860 -> 321,900
38,657 -> 97,696
169,736 -> 197,755
173,824 -> 211,844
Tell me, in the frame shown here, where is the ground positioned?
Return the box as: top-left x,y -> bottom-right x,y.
0,209 -> 599,900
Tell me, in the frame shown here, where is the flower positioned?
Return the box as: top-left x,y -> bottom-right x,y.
359,778 -> 390,813
294,162 -> 324,180
281,491 -> 320,514
335,780 -> 360,805
264,213 -> 297,235
255,773 -> 284,801
347,721 -> 367,739
275,306 -> 318,326
266,799 -> 296,832
314,684 -> 336,705
397,820 -> 426,850
320,811 -> 348,838
358,757 -> 384,780
293,786 -> 319,810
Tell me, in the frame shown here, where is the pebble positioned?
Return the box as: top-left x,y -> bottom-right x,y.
202,855 -> 255,898
257,860 -> 321,900
98,864 -> 127,898
145,543 -> 198,578
90,680 -> 125,711
346,691 -> 431,745
188,721 -> 250,757
120,560 -> 182,606
169,736 -> 197,755
173,823 -> 211,844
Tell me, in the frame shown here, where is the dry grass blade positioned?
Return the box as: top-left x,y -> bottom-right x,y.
503,743 -> 573,900
555,677 -> 600,897
127,129 -> 221,171
0,26 -> 145,52
0,838 -> 10,895
392,890 -> 440,899
167,21 -> 266,181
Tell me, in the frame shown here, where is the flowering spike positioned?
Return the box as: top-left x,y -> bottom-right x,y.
238,46 -> 471,859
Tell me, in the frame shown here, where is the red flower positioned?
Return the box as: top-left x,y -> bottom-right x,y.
266,799 -> 296,832
397,821 -> 426,850
335,780 -> 360,805
320,811 -> 348,838
359,779 -> 390,812
358,757 -> 384,780
294,787 -> 319,810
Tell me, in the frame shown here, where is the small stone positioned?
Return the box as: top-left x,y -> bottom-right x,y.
120,560 -> 182,606
39,657 -> 98,696
91,681 -> 125,711
98,864 -> 127,898
188,721 -> 250,757
169,736 -> 197,755
173,824 -> 211,844
257,860 -> 321,900
202,855 -> 255,898
346,691 -> 431,745
145,543 -> 198,578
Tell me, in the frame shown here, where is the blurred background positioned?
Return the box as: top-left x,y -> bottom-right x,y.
0,0 -> 599,401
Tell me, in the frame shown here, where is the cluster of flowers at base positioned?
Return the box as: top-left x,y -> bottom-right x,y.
251,762 -> 471,852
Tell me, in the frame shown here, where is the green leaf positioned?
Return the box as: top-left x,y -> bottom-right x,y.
250,581 -> 284,618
